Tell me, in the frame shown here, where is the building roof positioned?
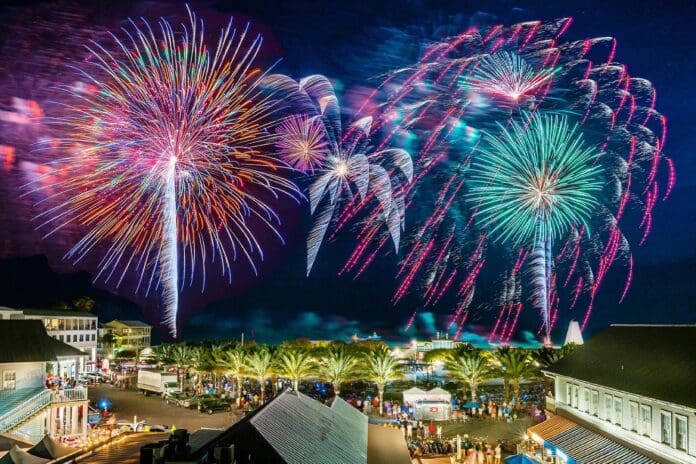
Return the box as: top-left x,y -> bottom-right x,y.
21,308 -> 96,318
543,324 -> 696,409
105,320 -> 151,328
0,320 -> 87,363
249,391 -> 368,464
529,415 -> 660,464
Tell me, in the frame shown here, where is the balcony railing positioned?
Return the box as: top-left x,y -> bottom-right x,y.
0,389 -> 52,433
52,388 -> 87,403
0,388 -> 88,433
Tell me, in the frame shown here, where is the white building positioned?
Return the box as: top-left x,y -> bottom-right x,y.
0,320 -> 89,445
539,324 -> 696,464
0,307 -> 98,374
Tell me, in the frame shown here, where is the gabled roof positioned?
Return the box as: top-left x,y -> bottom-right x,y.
0,321 -> 87,363
249,391 -> 368,464
543,324 -> 696,409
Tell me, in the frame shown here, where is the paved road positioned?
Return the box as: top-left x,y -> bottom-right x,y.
88,385 -> 242,431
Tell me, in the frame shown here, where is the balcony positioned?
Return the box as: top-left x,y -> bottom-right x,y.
52,388 -> 87,403
0,388 -> 87,433
545,395 -> 556,413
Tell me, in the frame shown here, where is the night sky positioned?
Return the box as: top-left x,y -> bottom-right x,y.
0,0 -> 694,345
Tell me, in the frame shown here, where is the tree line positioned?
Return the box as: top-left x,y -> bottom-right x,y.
147,338 -> 577,413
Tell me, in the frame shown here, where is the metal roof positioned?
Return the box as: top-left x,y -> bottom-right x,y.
544,325 -> 696,409
529,415 -> 660,464
249,391 -> 368,464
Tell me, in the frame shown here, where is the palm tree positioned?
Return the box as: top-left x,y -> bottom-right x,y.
220,347 -> 247,403
246,347 -> 274,404
318,347 -> 358,397
488,346 -> 512,403
170,344 -> 196,391
275,349 -> 316,392
445,350 -> 492,402
494,349 -> 539,409
364,349 -> 403,414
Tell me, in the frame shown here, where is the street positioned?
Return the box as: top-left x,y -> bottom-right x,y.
88,385 -> 243,431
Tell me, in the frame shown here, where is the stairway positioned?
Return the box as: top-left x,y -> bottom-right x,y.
0,388 -> 52,434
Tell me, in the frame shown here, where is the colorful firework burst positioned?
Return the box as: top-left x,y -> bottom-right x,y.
275,114 -> 329,173
469,112 -> 604,342
343,17 -> 674,342
27,8 -> 300,336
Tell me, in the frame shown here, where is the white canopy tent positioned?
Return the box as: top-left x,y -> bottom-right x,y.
402,387 -> 427,405
402,387 -> 452,421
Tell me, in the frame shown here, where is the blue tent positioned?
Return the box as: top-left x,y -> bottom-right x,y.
504,455 -> 538,464
462,401 -> 479,409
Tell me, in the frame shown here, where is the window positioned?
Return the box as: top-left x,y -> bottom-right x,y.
3,371 -> 16,390
572,385 -> 579,408
661,411 -> 672,446
604,394 -> 613,422
675,415 -> 687,452
91,334 -> 96,341
629,401 -> 639,432
566,384 -> 572,405
590,390 -> 599,416
58,335 -> 63,342
582,389 -> 590,412
641,405 -> 652,437
72,334 -> 77,342
614,397 -> 623,426
79,334 -> 84,342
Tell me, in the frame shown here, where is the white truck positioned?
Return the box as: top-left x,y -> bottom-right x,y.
137,370 -> 180,396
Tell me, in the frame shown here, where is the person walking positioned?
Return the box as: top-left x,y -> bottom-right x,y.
436,424 -> 442,441
494,443 -> 502,464
407,422 -> 413,439
485,444 -> 493,464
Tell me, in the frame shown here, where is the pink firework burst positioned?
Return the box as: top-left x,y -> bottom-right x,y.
275,114 -> 329,173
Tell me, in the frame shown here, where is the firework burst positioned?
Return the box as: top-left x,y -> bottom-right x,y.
469,112 -> 604,342
344,18 -> 674,342
275,114 -> 329,173
27,8 -> 300,336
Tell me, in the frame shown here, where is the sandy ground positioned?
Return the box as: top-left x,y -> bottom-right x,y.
88,384 -> 243,431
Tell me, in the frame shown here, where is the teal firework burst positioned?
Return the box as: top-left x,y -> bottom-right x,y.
468,112 -> 604,247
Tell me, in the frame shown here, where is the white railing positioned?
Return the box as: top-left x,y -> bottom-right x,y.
0,389 -> 52,432
52,388 -> 87,403
0,388 -> 88,433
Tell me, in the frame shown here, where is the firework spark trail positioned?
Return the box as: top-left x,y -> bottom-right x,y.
160,156 -> 179,333
27,8 -> 301,335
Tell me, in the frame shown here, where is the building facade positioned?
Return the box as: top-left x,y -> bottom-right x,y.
542,325 -> 696,464
101,319 -> 152,354
0,320 -> 89,445
0,307 -> 98,374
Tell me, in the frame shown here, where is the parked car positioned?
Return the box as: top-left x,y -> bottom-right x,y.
164,391 -> 194,408
197,398 -> 232,415
186,394 -> 217,409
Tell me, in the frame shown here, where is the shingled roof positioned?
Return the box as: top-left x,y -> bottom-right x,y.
543,324 -> 696,409
0,320 -> 87,363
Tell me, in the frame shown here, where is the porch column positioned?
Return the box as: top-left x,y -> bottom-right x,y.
71,405 -> 78,435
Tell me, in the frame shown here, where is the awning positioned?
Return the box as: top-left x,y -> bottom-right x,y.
528,415 -> 575,442
528,416 -> 659,464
